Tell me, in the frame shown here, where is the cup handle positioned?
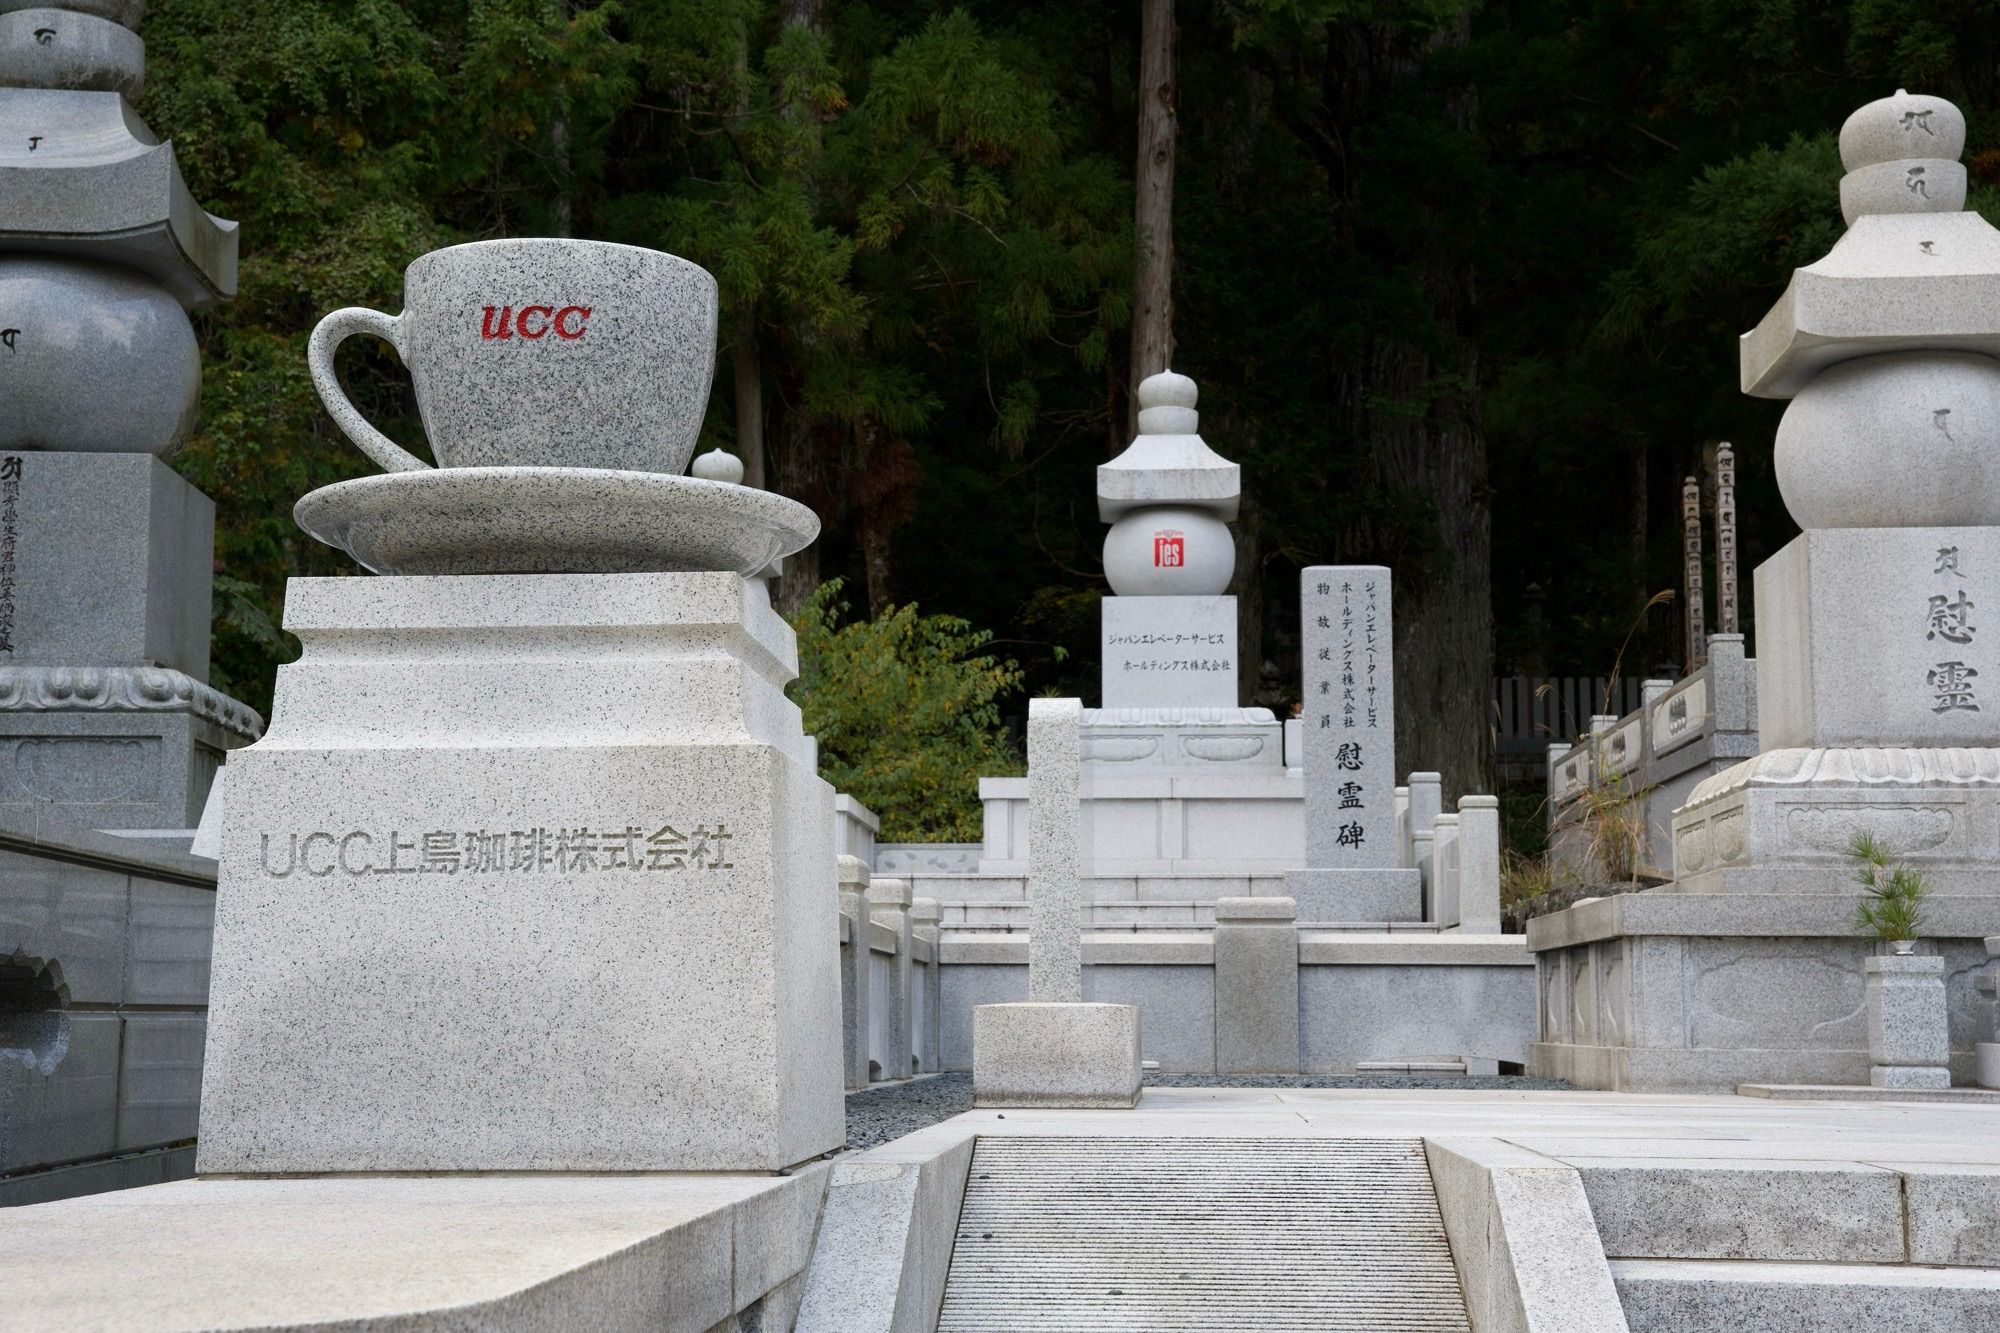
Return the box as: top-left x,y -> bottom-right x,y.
306,307 -> 433,473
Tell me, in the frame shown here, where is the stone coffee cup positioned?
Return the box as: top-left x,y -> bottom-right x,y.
308,239 -> 718,475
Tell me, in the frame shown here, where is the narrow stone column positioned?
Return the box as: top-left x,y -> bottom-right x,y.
1028,696 -> 1084,1002
870,876 -> 913,1081
1406,773 -> 1442,853
973,697 -> 1140,1108
1455,796 -> 1503,934
1410,827 -> 1435,924
1430,812 -> 1461,925
836,854 -> 873,1091
1213,897 -> 1300,1074
911,897 -> 942,1075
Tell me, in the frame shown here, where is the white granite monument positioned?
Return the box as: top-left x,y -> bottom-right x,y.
197,238 -> 844,1171
0,1 -> 260,831
1287,565 -> 1422,920
1531,90 -> 2000,1092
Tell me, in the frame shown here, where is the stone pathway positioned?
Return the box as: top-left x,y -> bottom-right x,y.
844,1072 -> 1572,1150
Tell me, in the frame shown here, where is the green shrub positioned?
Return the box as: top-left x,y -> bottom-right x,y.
790,580 -> 1024,842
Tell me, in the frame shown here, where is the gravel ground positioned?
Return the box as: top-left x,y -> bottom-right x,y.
844,1070 -> 1573,1151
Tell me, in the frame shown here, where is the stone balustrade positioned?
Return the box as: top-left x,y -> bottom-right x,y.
1544,633 -> 1758,879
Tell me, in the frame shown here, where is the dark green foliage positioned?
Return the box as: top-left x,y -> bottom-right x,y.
789,579 -> 1024,840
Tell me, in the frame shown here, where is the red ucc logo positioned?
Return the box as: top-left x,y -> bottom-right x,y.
1153,531 -> 1185,568
480,305 -> 592,340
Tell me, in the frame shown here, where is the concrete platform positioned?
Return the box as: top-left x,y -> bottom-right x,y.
0,1169 -> 829,1332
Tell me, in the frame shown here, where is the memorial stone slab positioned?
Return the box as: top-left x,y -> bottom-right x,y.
1300,566 -> 1396,868
1099,594 -> 1237,710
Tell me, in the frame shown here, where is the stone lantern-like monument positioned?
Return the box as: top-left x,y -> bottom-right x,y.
0,0 -> 260,830
1530,91 -> 2000,1092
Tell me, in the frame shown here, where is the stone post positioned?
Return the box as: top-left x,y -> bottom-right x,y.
869,875 -> 913,1081
1682,473 -> 1707,669
1455,796 -> 1503,934
1977,934 -> 2000,1091
911,897 -> 942,1075
1407,772 -> 1443,850
1705,632 -> 1753,733
1430,812 -> 1461,926
1212,897 -> 1300,1075
1027,697 -> 1084,1002
1715,442 -> 1739,634
972,697 -> 1141,1108
1866,953 -> 1950,1089
1394,785 -> 1411,865
1410,827 -> 1435,924
836,853 -> 874,1091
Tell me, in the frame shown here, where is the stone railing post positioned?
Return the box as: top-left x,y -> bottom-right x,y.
911,897 -> 942,1075
870,875 -> 914,1081
836,854 -> 873,1091
1213,897 -> 1300,1075
1431,812 -> 1461,926
1456,796 -> 1503,934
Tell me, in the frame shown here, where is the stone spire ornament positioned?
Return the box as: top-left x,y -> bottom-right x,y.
1098,370 -> 1240,596
0,0 -> 239,456
0,1 -> 259,829
1745,88 -> 2000,530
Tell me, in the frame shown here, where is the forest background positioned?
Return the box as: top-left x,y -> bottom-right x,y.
142,0 -> 2000,837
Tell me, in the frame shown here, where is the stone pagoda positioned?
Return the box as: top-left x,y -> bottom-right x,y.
1530,90 -> 2000,1091
0,0 -> 259,831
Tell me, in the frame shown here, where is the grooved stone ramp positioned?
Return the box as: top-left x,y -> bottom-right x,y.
936,1136 -> 1471,1331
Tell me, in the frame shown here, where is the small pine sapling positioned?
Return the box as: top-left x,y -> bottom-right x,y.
1847,831 -> 1928,951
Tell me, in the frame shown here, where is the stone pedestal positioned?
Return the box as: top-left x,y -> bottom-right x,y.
1100,594 -> 1237,709
971,1002 -> 1142,1108
197,572 -> 844,1172
1213,896 -> 1299,1074
1867,953 -> 1951,1088
0,453 -> 259,829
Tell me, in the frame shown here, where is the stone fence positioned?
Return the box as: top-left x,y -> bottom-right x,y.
1544,633 -> 1757,879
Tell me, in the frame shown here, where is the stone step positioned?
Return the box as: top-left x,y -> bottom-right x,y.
936,1135 -> 1470,1331
1574,1158 -> 1907,1262
1613,1258 -> 2000,1332
1355,1059 -> 1468,1074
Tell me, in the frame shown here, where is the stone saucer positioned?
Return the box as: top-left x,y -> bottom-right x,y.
294,466 -> 819,576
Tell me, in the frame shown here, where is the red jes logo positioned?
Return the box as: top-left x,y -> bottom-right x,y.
480,305 -> 592,341
1153,531 -> 1185,568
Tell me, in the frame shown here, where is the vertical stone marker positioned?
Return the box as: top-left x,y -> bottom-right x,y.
972,698 -> 1141,1107
1300,566 -> 1397,867
1287,566 -> 1421,921
1028,697 -> 1084,1000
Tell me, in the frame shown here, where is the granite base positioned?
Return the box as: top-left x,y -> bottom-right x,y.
971,1002 -> 1141,1108
1283,867 -> 1422,923
197,573 -> 845,1173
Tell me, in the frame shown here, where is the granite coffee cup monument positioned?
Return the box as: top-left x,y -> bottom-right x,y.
196,239 -> 842,1172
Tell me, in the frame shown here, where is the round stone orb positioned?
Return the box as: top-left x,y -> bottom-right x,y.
1839,89 -> 1965,171
1776,350 -> 2000,528
689,447 -> 745,483
1103,505 -> 1235,596
0,255 -> 199,457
